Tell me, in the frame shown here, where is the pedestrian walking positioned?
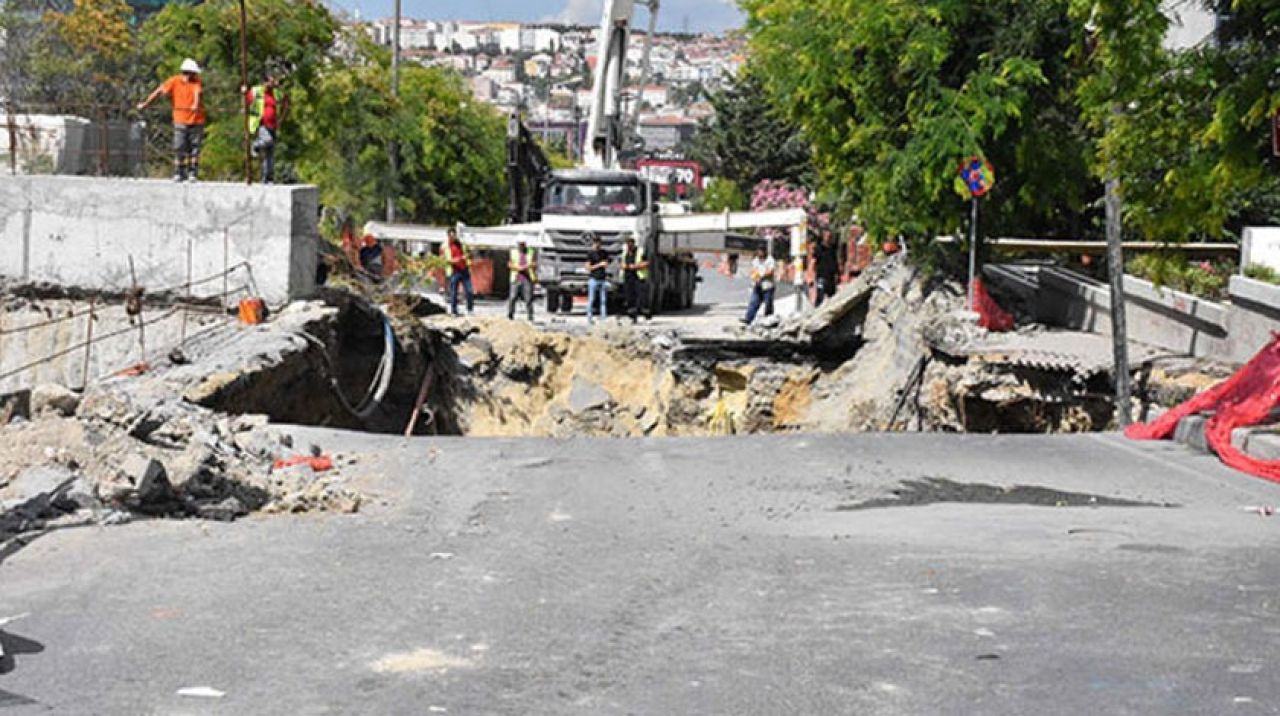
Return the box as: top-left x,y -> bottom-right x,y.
243,75 -> 287,184
743,246 -> 777,325
508,238 -> 537,321
137,58 -> 206,182
585,234 -> 610,324
621,234 -> 650,322
813,231 -> 840,308
441,228 -> 474,316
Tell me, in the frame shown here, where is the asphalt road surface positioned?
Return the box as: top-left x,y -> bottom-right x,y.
3,430 -> 1279,714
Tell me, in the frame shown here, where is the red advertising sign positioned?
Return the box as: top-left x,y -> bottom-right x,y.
635,159 -> 703,200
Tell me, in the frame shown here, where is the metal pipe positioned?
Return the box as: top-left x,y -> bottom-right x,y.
968,197 -> 978,311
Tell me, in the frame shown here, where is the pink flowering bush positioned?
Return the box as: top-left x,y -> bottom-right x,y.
750,179 -> 830,244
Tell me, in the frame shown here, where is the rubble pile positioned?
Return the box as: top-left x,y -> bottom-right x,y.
0,297 -> 380,542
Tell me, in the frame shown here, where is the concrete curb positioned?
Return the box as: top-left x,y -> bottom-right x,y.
1173,412 -> 1280,461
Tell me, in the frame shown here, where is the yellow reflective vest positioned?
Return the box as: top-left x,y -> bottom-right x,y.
442,241 -> 472,277
624,245 -> 648,281
509,247 -> 537,283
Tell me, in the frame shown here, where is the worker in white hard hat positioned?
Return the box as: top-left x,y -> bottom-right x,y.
138,58 -> 206,182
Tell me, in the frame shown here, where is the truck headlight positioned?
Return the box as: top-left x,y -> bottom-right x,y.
538,264 -> 555,280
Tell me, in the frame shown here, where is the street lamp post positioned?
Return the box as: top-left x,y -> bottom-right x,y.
386,0 -> 401,222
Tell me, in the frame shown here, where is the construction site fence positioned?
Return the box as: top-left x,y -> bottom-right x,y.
1,102 -> 162,179
0,259 -> 256,389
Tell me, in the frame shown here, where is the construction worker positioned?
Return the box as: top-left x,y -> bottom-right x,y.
621,234 -> 650,322
243,74 -> 287,184
137,58 -> 206,182
813,230 -> 840,308
358,230 -> 385,282
584,233 -> 611,324
743,246 -> 777,325
442,227 -> 474,316
508,238 -> 537,321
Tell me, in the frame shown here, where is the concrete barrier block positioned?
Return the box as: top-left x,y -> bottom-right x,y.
1173,413 -> 1210,452
1244,432 -> 1280,462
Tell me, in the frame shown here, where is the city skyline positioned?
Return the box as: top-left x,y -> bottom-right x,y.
326,0 -> 745,33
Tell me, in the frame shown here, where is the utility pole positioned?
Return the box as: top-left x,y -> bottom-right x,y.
1106,171 -> 1131,427
238,0 -> 251,184
386,0 -> 401,222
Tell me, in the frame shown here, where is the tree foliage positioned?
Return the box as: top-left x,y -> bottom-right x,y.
688,71 -> 811,189
741,0 -> 1096,243
295,43 -> 506,225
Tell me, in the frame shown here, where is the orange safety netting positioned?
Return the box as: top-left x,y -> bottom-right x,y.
972,277 -> 1014,332
1126,333 -> 1280,483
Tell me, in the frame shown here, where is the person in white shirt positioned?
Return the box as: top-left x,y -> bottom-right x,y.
744,246 -> 777,325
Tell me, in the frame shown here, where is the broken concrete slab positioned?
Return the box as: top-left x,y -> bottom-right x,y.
567,378 -> 613,414
30,383 -> 80,417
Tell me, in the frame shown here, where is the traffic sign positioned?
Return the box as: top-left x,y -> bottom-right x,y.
958,156 -> 996,199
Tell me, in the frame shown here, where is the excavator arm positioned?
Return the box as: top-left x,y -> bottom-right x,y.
506,112 -> 551,224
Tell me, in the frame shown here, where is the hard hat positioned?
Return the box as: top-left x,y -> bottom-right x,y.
180,58 -> 201,74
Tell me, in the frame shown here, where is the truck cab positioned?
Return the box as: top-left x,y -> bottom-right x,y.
537,168 -> 697,314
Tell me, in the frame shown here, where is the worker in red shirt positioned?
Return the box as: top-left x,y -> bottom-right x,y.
243,75 -> 287,184
137,58 -> 206,182
441,227 -> 474,316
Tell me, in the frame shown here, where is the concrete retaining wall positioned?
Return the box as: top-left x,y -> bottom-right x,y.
0,176 -> 318,305
1034,267 -> 1280,364
1039,268 -> 1228,358
0,299 -> 225,394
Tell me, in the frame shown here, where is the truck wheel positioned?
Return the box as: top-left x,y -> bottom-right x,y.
546,288 -> 559,314
560,292 -> 574,314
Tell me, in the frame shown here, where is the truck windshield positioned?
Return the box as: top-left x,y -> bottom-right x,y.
543,182 -> 643,216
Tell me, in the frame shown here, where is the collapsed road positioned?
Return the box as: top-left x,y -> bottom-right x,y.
1,254 -> 1272,714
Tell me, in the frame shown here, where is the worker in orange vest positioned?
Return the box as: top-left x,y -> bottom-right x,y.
137,58 -> 206,182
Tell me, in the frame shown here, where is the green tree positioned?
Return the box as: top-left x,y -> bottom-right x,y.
20,0 -> 145,114
294,40 -> 505,225
741,0 -> 1096,243
696,177 -> 747,212
1090,0 -> 1280,241
688,71 -> 810,188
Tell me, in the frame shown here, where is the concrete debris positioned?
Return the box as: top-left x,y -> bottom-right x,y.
30,383 -> 81,417
567,378 -> 613,414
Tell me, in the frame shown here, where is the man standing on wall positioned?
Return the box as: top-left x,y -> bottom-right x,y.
243,75 -> 287,184
138,58 -> 206,182
442,227 -> 474,316
620,234 -> 650,323
508,238 -> 537,321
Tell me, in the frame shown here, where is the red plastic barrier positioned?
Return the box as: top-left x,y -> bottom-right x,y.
273,455 -> 335,472
973,277 -> 1014,332
1127,334 -> 1280,483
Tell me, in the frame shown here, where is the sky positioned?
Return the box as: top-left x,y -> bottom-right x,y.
325,0 -> 746,34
